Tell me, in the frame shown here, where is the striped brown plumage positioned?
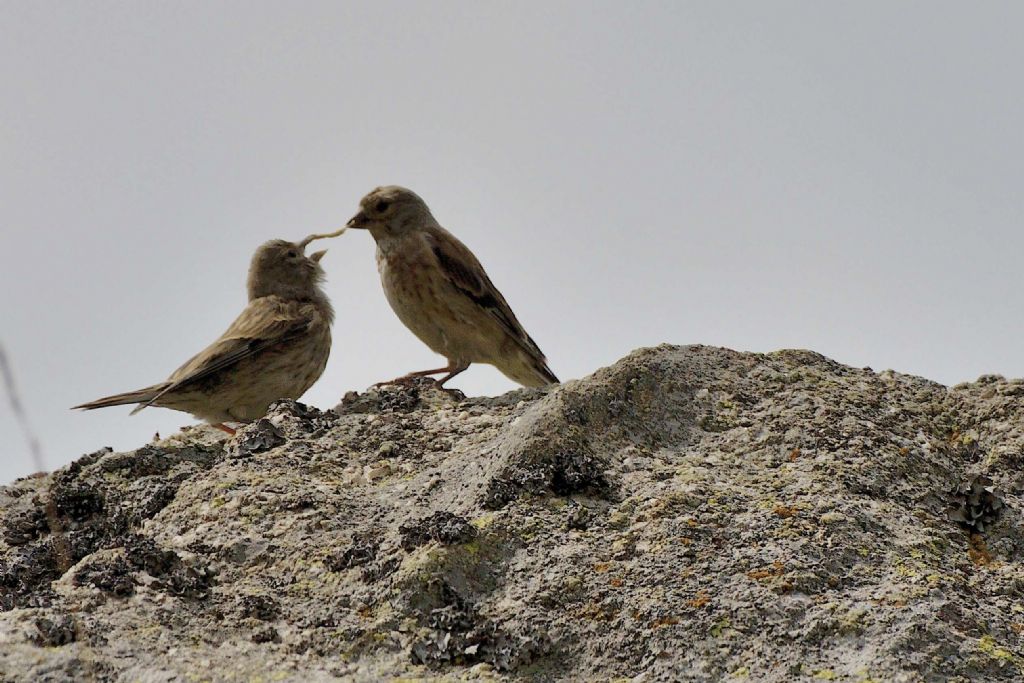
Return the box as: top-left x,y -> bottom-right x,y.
346,186 -> 558,388
74,239 -> 334,432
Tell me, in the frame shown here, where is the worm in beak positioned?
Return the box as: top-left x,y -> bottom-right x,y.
299,227 -> 347,249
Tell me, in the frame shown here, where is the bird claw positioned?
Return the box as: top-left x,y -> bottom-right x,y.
370,376 -> 419,389
368,376 -> 465,401
371,370 -> 449,389
438,385 -> 466,401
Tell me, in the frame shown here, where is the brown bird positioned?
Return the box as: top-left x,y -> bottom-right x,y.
73,234 -> 340,433
346,185 -> 558,388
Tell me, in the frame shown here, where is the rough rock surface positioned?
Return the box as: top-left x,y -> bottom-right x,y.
2,345 -> 1024,682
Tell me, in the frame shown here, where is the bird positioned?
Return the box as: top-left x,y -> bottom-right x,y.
346,185 -> 558,388
73,232 -> 343,434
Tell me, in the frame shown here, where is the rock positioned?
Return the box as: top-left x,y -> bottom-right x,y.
399,511 -> 477,551
2,345 -> 1024,681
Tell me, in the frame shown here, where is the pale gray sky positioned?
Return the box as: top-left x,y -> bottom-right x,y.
2,2 -> 1022,483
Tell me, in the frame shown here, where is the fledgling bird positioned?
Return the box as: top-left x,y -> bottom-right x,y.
346,185 -> 558,388
73,234 -> 341,433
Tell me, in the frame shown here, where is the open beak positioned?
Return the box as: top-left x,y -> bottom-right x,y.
310,249 -> 327,262
346,210 -> 368,229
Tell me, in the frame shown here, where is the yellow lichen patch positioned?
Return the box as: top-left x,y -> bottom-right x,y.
977,635 -> 1017,665
894,563 -> 917,578
457,538 -> 483,557
812,670 -> 837,680
710,617 -> 732,637
640,492 -> 701,520
818,511 -> 846,525
605,510 -> 631,529
974,638 -> 1015,659
838,607 -> 868,635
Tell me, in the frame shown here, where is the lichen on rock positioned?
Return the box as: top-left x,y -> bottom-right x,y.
2,345 -> 1024,681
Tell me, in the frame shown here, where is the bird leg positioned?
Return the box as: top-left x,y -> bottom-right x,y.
212,423 -> 237,435
371,367 -> 448,388
374,361 -> 470,388
399,366 -> 454,379
434,362 -> 470,387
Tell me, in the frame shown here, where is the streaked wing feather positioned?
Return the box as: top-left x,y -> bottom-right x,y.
425,228 -> 547,360
143,299 -> 312,408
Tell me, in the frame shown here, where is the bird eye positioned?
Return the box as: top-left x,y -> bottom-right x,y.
287,250 -> 298,258
375,200 -> 390,213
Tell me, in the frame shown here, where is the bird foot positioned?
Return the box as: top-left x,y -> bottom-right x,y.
370,376 -> 420,389
371,371 -> 449,388
438,385 -> 467,401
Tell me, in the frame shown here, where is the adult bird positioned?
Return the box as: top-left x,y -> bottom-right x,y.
346,185 -> 558,388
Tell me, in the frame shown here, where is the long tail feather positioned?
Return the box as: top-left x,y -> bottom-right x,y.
534,359 -> 560,385
500,352 -> 560,388
72,385 -> 164,413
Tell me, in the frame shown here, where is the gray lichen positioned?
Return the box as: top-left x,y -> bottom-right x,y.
2,345 -> 1024,682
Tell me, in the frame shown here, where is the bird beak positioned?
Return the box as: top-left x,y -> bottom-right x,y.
310,249 -> 327,262
346,210 -> 368,229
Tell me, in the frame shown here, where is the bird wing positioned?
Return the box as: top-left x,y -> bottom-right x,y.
423,226 -> 548,361
139,297 -> 315,411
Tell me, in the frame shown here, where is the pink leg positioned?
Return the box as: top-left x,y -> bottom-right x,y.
435,363 -> 470,387
212,423 -> 237,435
374,361 -> 470,388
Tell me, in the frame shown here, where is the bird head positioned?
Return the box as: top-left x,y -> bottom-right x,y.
247,239 -> 328,302
346,185 -> 434,239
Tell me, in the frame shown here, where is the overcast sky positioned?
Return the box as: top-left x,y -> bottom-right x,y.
2,2 -> 1022,484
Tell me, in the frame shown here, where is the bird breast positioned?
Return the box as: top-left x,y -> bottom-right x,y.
375,235 -> 459,358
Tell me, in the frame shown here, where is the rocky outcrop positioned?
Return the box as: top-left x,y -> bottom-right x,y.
1,345 -> 1023,682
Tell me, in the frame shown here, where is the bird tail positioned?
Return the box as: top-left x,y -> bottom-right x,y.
72,384 -> 164,414
533,359 -> 560,386
500,352 -> 560,388
536,362 -> 561,385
